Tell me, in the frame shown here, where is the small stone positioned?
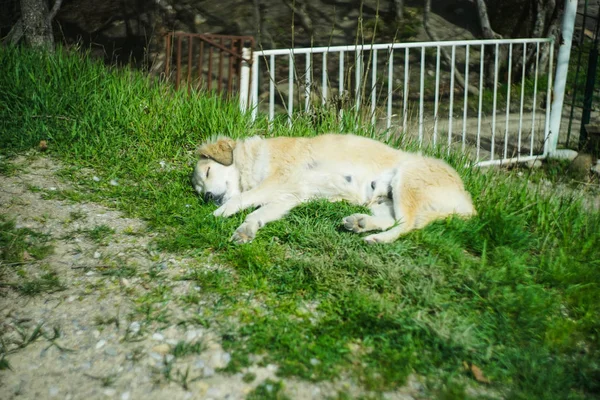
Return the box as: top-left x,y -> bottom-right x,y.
49,387 -> 59,397
95,340 -> 106,350
67,295 -> 77,302
121,392 -> 130,400
93,176 -> 101,182
165,354 -> 174,363
222,352 -> 231,365
110,179 -> 119,186
194,359 -> 205,369
93,251 -> 101,259
206,387 -> 220,397
103,388 -> 116,397
49,187 -> 57,191
203,366 -> 215,377
152,332 -> 164,341
151,343 -> 170,355
310,357 -> 320,366
104,347 -> 118,356
129,321 -> 141,334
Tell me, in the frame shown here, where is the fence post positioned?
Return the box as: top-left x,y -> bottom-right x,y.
548,0 -> 578,156
239,46 -> 252,113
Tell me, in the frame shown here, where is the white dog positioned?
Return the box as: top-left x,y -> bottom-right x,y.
192,134 -> 476,244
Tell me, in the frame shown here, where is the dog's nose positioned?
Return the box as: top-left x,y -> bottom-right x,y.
203,192 -> 215,202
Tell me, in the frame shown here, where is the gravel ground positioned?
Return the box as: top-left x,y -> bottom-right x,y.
0,154 -> 427,400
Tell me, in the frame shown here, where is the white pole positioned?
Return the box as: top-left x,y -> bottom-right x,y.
548,0 -> 578,156
239,47 -> 251,112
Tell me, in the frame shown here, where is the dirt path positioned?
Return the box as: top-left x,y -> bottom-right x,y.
0,155 -> 427,400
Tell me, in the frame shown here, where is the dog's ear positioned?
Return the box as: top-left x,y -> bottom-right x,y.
198,137 -> 236,166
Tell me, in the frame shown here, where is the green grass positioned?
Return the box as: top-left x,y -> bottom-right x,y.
1,47 -> 599,398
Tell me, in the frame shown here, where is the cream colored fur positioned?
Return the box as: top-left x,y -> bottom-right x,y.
191,134 -> 476,244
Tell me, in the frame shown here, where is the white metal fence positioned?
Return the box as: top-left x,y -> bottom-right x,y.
246,38 -> 558,166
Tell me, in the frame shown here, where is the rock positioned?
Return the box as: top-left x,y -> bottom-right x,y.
104,347 -> 118,356
525,159 -> 543,169
151,343 -> 170,355
152,332 -> 164,341
95,340 -> 106,350
568,153 -> 593,180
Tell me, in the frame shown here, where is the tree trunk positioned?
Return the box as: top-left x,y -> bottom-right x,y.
423,0 -> 479,96
20,0 -> 54,50
392,0 -> 404,22
474,0 -> 502,39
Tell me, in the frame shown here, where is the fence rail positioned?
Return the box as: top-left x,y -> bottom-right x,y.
249,38 -> 556,166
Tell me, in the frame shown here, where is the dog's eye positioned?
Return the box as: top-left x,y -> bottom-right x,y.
206,167 -> 211,178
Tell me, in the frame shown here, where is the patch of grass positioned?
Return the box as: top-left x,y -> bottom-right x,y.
2,47 -> 599,398
8,271 -> 66,295
171,340 -> 206,357
0,215 -> 54,264
84,225 -> 115,244
247,379 -> 289,400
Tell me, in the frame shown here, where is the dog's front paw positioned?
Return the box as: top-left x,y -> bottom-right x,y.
230,222 -> 257,244
343,214 -> 368,233
213,201 -> 239,218
363,234 -> 383,244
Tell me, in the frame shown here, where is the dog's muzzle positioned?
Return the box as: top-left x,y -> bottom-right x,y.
203,191 -> 225,205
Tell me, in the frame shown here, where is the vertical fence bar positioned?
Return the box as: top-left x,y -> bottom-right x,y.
165,34 -> 171,79
462,44 -> 470,151
251,51 -> 259,121
176,35 -> 182,90
187,35 -> 193,94
419,46 -> 425,145
218,37 -> 224,92
198,40 -> 204,89
371,49 -> 378,125
530,42 -> 540,156
305,52 -> 312,111
207,46 -> 213,91
433,46 -> 441,146
544,40 -> 555,156
339,51 -> 344,96
387,48 -> 394,131
518,43 -> 526,156
322,52 -> 328,105
504,43 -> 513,159
491,43 -> 500,160
355,50 -> 362,111
227,40 -> 235,96
477,45 -> 485,162
448,45 -> 456,151
403,48 -> 409,133
339,51 -> 345,119
288,52 -> 294,124
269,54 -> 275,122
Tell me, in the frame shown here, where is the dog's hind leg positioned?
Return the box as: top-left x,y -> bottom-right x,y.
230,200 -> 298,244
342,200 -> 395,233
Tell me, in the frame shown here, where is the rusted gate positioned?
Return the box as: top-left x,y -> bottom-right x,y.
164,33 -> 254,109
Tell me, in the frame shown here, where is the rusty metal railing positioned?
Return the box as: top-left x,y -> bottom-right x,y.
164,32 -> 254,109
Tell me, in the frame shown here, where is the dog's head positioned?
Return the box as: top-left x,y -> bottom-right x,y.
191,137 -> 240,205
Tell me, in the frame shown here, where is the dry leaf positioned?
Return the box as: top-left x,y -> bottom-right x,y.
39,140 -> 48,152
463,361 -> 490,384
22,251 -> 34,261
